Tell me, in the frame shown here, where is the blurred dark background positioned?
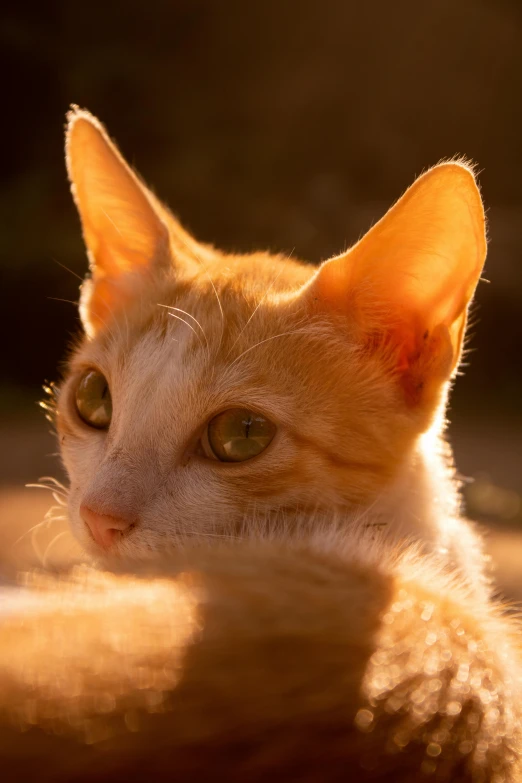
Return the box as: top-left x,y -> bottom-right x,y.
0,1 -> 521,558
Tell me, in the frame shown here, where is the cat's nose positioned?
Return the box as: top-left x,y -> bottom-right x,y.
80,504 -> 134,549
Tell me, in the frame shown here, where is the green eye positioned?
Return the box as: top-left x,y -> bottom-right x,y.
75,370 -> 112,429
205,408 -> 276,462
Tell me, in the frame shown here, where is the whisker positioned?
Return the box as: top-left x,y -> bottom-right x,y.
26,478 -> 68,494
12,502 -> 67,548
166,229 -> 226,351
26,478 -> 69,508
11,522 -> 46,549
25,484 -> 67,498
31,526 -> 45,566
42,531 -> 73,568
158,304 -> 209,349
227,328 -> 309,369
47,297 -> 80,306
165,312 -> 205,348
51,258 -> 84,282
177,236 -> 226,353
225,264 -> 287,359
37,476 -> 68,491
199,261 -> 225,352
10,505 -> 65,551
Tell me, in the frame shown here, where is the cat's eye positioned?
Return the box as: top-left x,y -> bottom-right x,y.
203,408 -> 276,462
75,369 -> 112,429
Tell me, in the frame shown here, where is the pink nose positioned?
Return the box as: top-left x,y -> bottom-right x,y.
80,504 -> 134,549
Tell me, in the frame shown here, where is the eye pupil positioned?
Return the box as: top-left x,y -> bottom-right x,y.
75,370 -> 112,429
206,408 -> 276,463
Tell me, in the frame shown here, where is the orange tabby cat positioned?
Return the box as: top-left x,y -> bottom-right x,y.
58,108 -> 487,589
3,109 -> 517,782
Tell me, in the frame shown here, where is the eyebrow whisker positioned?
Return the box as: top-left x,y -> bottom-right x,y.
158,304 -> 209,349
226,328 -> 308,370
165,311 -> 206,348
225,263 -> 288,359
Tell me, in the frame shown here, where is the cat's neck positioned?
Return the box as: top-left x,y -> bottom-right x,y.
374,427 -> 460,541
369,424 -> 487,588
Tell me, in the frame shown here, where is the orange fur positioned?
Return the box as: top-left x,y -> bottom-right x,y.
58,109 -> 487,591
0,537 -> 520,781
2,110 -> 520,782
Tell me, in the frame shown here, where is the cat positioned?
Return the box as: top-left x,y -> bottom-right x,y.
1,107 -> 520,782
56,107 -> 487,588
0,534 -> 520,782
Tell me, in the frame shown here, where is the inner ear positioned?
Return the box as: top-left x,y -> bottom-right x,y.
303,162 -> 487,407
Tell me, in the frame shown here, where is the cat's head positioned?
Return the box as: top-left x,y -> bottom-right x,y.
56,107 -> 486,560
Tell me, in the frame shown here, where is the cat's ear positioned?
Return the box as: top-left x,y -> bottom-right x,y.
66,107 -> 171,336
304,162 -> 486,406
